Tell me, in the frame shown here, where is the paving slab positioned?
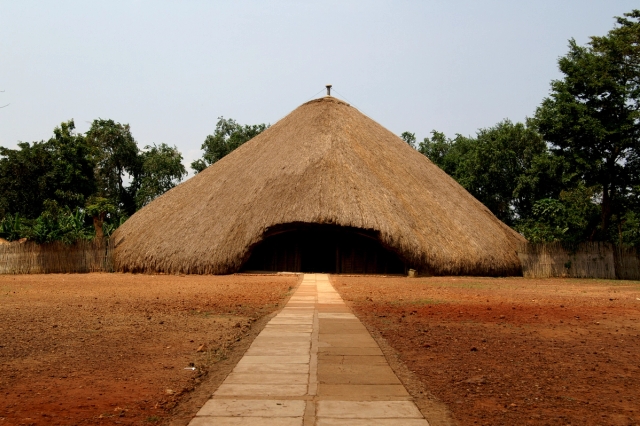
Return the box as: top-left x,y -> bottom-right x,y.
245,346 -> 310,356
317,384 -> 410,398
318,313 -> 357,319
317,419 -> 429,426
190,417 -> 303,426
253,335 -> 311,343
256,331 -> 312,337
197,399 -> 306,417
318,365 -> 401,385
318,335 -> 379,348
318,355 -> 389,365
317,401 -> 423,418
317,347 -> 384,356
189,274 -> 430,426
225,373 -> 309,385
236,355 -> 310,364
232,363 -> 310,374
318,321 -> 369,333
264,325 -> 313,332
214,384 -> 308,397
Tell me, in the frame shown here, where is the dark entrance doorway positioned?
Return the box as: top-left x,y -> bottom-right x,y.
242,223 -> 405,274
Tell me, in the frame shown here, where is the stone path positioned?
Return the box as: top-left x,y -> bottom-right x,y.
189,273 -> 429,425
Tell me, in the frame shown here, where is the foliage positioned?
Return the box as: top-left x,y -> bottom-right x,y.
0,213 -> 27,241
415,120 -> 555,225
135,143 -> 187,209
1,118 -> 188,244
191,117 -> 268,173
0,202 -> 94,244
0,120 -> 95,219
533,9 -> 640,239
617,210 -> 640,246
400,131 -> 416,147
85,119 -> 141,216
515,185 -> 601,243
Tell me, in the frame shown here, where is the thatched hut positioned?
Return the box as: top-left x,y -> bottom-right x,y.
114,96 -> 524,275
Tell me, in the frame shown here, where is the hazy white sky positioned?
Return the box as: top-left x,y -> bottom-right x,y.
0,1 -> 637,175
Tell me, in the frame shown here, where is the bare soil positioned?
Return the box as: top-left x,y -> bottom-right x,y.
0,273 -> 298,426
332,276 -> 640,426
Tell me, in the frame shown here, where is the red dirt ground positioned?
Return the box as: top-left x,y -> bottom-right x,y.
333,276 -> 640,426
0,273 -> 297,426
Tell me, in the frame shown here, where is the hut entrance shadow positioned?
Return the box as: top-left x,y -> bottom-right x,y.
241,223 -> 405,274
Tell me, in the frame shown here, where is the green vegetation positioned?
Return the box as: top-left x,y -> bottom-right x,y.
407,10 -> 640,246
0,119 -> 186,243
1,10 -> 638,247
190,117 -> 268,173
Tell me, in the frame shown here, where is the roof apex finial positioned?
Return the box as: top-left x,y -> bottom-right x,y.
326,84 -> 332,96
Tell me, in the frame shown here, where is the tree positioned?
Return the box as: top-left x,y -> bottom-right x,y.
0,141 -> 54,218
48,120 -> 97,209
515,184 -> 601,243
85,196 -> 116,240
418,131 -> 482,187
1,117 -> 189,243
400,131 -> 416,147
134,143 -> 187,209
191,117 -> 268,173
534,10 -> 640,240
85,119 -> 141,216
0,120 -> 95,218
413,120 -> 556,225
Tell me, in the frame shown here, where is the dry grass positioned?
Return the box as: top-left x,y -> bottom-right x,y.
114,96 -> 524,276
0,239 -> 113,274
518,242 -> 640,280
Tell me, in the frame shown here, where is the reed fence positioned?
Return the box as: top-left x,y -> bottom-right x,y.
0,239 -> 114,274
517,242 -> 640,280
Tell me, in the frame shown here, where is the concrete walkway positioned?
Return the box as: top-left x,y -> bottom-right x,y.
189,273 -> 429,425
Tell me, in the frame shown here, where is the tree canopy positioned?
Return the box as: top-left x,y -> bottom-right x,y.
0,119 -> 188,242
407,10 -> 640,246
135,143 -> 186,209
417,120 -> 557,226
0,120 -> 95,219
533,9 -> 640,241
191,117 -> 268,173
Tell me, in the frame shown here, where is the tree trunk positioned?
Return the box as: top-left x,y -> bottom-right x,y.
93,212 -> 105,240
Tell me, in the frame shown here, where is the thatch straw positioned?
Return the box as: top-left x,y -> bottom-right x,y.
0,239 -> 113,274
114,96 -> 524,275
518,242 -> 640,280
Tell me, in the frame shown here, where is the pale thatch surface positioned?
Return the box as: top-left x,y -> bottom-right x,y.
114,97 -> 524,275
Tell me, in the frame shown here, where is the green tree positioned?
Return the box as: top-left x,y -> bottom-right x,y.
48,120 -> 97,209
85,119 -> 141,215
533,10 -> 640,240
0,120 -> 95,219
413,120 -> 555,225
400,131 -> 416,147
85,196 -> 116,240
134,143 -> 187,209
191,117 -> 268,173
0,141 -> 54,218
417,131 -> 457,172
515,184 -> 601,243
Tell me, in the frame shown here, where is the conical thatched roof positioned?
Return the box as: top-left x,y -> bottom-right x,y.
113,96 -> 524,275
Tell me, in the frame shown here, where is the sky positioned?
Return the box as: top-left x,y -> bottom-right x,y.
0,1 -> 637,176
